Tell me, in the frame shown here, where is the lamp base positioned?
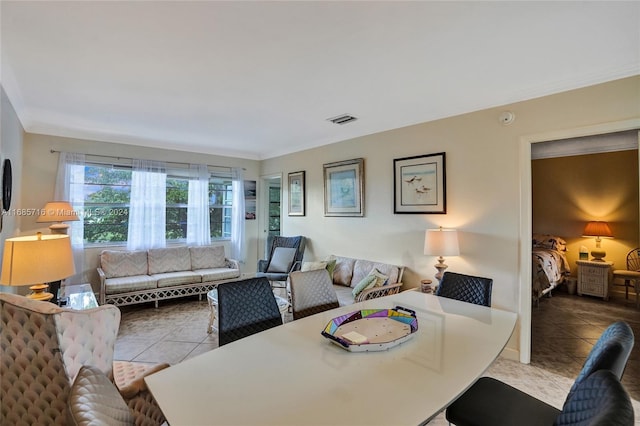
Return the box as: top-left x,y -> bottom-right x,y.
49,223 -> 70,235
27,284 -> 54,301
434,257 -> 449,282
590,249 -> 606,262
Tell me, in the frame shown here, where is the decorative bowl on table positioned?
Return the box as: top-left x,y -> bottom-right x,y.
321,306 -> 418,352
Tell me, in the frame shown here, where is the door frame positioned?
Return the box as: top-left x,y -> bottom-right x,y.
259,173 -> 282,259
518,118 -> 640,363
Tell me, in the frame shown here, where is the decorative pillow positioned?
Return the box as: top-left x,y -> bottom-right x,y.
332,257 -> 356,286
190,245 -> 227,270
368,268 -> 389,288
325,258 -> 337,278
267,247 -> 297,273
532,234 -> 567,251
352,275 -> 377,297
101,250 -> 148,278
301,261 -> 328,272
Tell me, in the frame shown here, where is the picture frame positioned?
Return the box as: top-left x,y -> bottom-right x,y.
288,171 -> 305,216
323,158 -> 364,217
394,152 -> 446,214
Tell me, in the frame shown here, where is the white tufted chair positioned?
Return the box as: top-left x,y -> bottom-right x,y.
0,293 -> 167,425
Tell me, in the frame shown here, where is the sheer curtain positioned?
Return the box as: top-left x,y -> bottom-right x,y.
186,164 -> 211,246
231,168 -> 245,262
127,160 -> 167,250
54,152 -> 86,284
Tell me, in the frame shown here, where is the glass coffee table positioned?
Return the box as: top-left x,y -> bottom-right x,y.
207,288 -> 289,333
58,284 -> 99,310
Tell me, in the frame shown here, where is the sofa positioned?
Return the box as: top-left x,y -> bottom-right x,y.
302,255 -> 404,306
97,245 -> 240,307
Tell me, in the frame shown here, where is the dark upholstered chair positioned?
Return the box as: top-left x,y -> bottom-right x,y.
256,235 -> 306,289
289,269 -> 339,320
217,277 -> 283,346
555,370 -> 634,426
445,321 -> 635,426
436,271 -> 493,307
68,366 -> 135,426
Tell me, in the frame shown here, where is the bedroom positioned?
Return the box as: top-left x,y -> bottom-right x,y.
530,130 -> 639,318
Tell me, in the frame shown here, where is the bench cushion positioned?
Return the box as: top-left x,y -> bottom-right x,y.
105,275 -> 157,294
101,250 -> 149,278
148,247 -> 191,274
190,245 -> 227,270
197,268 -> 241,282
151,271 -> 202,288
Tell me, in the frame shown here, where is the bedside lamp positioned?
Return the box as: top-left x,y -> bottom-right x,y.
424,227 -> 460,282
37,201 -> 79,234
582,221 -> 613,262
0,232 -> 75,300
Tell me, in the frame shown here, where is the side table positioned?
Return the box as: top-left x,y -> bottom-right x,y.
576,260 -> 614,300
58,284 -> 99,310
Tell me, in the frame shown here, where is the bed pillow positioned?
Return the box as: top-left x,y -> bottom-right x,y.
267,247 -> 297,273
532,234 -> 567,251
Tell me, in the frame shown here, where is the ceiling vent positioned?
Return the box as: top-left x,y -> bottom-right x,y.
327,114 -> 358,125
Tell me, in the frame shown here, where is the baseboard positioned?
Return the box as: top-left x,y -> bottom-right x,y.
500,347 -> 520,362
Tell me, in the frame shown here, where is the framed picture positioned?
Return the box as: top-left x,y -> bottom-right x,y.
394,152 -> 446,214
288,171 -> 305,216
323,158 -> 364,217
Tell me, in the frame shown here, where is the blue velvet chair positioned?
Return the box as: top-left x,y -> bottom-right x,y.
445,321 -> 635,426
436,271 -> 493,307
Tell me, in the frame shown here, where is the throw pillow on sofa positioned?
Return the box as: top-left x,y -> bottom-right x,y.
352,275 -> 377,297
301,261 -> 328,272
190,245 -> 227,270
369,268 -> 389,287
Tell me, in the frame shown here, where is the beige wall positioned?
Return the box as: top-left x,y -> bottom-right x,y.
262,75 -> 640,357
533,150 -> 639,271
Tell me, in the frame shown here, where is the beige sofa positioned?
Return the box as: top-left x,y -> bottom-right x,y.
326,255 -> 404,306
97,245 -> 240,307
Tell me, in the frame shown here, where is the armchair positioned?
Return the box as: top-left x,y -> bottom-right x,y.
0,293 -> 168,425
256,235 -> 306,289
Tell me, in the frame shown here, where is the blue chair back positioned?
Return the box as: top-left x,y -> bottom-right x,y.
436,271 -> 493,307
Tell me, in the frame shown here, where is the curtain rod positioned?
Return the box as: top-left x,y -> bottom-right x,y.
49,149 -> 245,171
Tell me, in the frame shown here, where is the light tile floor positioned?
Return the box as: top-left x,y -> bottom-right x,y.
114,288 -> 639,424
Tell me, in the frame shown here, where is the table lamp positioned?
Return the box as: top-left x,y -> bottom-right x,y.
424,227 -> 460,282
582,221 -> 613,261
36,201 -> 79,234
1,232 -> 75,300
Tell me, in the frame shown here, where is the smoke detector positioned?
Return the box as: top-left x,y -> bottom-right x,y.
499,111 -> 515,126
327,114 -> 358,125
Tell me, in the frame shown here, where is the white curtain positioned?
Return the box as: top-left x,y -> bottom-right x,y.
127,160 -> 167,250
187,164 -> 211,246
54,152 -> 85,284
231,168 -> 245,262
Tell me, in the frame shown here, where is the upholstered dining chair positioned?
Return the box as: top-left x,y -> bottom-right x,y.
435,271 -> 493,307
256,235 -> 306,289
68,365 -> 135,426
289,269 -> 339,320
217,277 -> 283,346
445,321 -> 635,426
612,247 -> 640,308
0,292 -> 168,426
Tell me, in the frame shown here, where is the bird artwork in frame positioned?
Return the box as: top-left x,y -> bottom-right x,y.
394,152 -> 446,214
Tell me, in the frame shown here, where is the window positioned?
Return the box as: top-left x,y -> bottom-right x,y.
82,163 -> 233,244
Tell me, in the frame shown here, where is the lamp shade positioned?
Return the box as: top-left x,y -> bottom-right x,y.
1,233 -> 75,286
582,221 -> 613,238
36,201 -> 79,223
424,228 -> 460,256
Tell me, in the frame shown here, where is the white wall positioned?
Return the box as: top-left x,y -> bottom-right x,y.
262,75 -> 640,358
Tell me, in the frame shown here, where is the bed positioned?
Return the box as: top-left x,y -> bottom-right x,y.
532,234 -> 571,305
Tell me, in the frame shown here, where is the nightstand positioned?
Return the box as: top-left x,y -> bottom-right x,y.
576,260 -> 614,300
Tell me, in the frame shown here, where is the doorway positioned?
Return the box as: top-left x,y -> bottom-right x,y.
259,173 -> 282,259
518,119 -> 640,364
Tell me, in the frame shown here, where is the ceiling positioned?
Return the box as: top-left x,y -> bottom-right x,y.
2,1 -> 639,160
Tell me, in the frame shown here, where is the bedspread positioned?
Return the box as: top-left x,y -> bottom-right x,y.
532,247 -> 571,300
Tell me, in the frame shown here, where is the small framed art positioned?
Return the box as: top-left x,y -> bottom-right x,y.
394,152 -> 446,214
288,171 -> 305,216
323,158 -> 364,217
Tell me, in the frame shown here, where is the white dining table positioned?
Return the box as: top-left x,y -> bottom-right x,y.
145,290 -> 517,426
